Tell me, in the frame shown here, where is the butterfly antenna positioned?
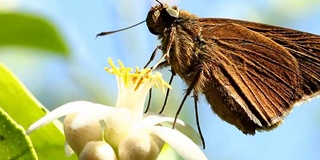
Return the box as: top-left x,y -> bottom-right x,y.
96,20 -> 145,38
155,0 -> 163,7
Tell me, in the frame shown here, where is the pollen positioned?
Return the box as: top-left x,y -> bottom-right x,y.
105,58 -> 172,93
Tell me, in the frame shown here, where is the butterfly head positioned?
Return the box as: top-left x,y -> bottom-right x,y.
146,4 -> 179,35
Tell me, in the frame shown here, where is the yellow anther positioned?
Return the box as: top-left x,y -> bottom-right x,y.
106,57 -> 171,93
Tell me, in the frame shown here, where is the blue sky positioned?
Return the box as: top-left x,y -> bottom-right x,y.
2,0 -> 320,159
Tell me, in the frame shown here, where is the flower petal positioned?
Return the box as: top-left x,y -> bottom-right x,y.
139,114 -> 202,146
173,122 -> 202,147
140,113 -> 185,128
26,101 -> 115,134
105,107 -> 133,133
146,126 -> 207,160
70,103 -> 116,129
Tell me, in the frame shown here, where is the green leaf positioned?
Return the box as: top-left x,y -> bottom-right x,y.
0,107 -> 37,160
0,12 -> 69,55
0,63 -> 76,160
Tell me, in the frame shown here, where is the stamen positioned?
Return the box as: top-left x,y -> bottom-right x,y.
105,57 -> 171,92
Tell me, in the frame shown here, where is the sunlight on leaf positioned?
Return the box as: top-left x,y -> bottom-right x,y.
0,107 -> 37,160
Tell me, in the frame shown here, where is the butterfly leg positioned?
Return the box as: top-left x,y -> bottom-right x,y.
193,93 -> 205,149
173,69 -> 202,127
159,68 -> 176,114
143,45 -> 162,69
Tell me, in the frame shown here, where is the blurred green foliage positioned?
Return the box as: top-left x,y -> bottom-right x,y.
0,11 -> 75,160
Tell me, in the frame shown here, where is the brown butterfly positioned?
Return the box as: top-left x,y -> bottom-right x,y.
97,2 -> 320,135
144,2 -> 320,135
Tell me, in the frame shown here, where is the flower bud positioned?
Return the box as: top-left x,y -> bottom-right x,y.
118,131 -> 164,160
79,141 -> 117,160
64,113 -> 103,155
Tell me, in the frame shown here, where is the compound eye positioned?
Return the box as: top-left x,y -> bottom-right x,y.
147,27 -> 160,35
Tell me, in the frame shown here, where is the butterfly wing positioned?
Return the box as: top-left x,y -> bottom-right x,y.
188,19 -> 319,134
240,19 -> 320,97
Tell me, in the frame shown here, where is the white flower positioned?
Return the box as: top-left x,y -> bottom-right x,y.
26,58 -> 207,160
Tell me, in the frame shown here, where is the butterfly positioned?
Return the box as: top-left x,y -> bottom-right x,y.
144,2 -> 320,134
